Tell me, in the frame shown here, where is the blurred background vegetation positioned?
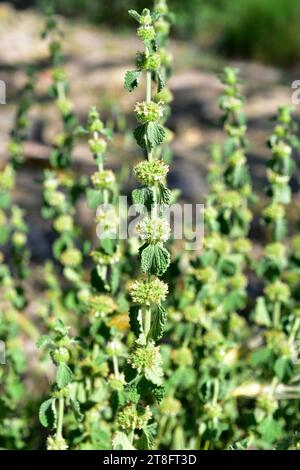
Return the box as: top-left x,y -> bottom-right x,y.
4,0 -> 300,67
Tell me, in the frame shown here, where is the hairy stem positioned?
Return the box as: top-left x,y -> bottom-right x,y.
56,397 -> 64,440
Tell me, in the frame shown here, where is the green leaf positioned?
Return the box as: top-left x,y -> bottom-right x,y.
149,305 -> 167,341
112,431 -> 135,450
56,363 -> 73,389
36,335 -> 54,349
146,122 -> 165,149
87,188 -> 102,209
134,124 -> 147,149
258,417 -> 283,444
156,70 -> 165,93
73,125 -> 88,135
134,123 -> 165,150
129,305 -> 145,344
274,357 -> 292,381
136,423 -> 156,450
132,187 -> 153,209
70,398 -> 83,422
39,398 -> 57,429
251,347 -> 272,366
253,297 -> 271,326
124,70 -> 142,92
0,192 -> 11,209
128,9 -> 141,23
0,226 -> 9,245
145,362 -> 163,386
157,183 -> 171,206
140,243 -> 170,276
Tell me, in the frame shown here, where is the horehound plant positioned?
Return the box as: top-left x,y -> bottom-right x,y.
0,66 -> 36,282
112,7 -> 172,450
41,9 -> 89,318
69,108 -> 126,450
197,68 -> 253,444
163,67 -> 253,449
248,106 -> 300,448
38,320 -> 83,450
0,68 -> 38,449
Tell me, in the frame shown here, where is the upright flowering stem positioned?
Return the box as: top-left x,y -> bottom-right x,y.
37,320 -> 83,450
41,9 -> 89,314
250,107 -> 300,444
113,6 -> 172,450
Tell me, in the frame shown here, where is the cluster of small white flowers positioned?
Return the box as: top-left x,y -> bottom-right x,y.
136,216 -> 171,243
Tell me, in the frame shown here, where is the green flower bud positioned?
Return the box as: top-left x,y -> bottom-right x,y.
227,149 -> 246,167
130,277 -> 168,305
154,87 -> 173,104
91,170 -> 115,189
265,242 -> 286,260
77,287 -> 91,304
48,190 -> 66,208
204,403 -> 222,420
52,67 -> 67,82
108,373 -> 125,391
53,214 -> 74,233
136,52 -> 161,71
155,18 -> 170,35
117,404 -> 152,431
263,203 -> 285,221
134,159 -> 169,186
256,395 -> 278,415
225,124 -> 246,139
264,280 -> 290,303
160,396 -> 181,417
47,436 -> 68,450
0,164 -> 15,191
134,100 -> 164,123
88,136 -> 107,155
220,96 -> 243,113
267,169 -> 289,185
183,304 -> 207,324
204,233 -> 230,255
129,341 -> 162,374
232,237 -> 252,254
171,347 -> 193,367
221,67 -> 239,86
217,190 -> 242,210
155,0 -> 168,15
272,141 -> 292,159
51,346 -> 70,364
60,247 -> 82,267
105,339 -> 124,357
277,106 -> 293,124
137,25 -> 155,41
89,294 -> 116,317
194,266 -> 217,284
159,48 -> 173,67
56,97 -> 73,116
12,231 -> 27,247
